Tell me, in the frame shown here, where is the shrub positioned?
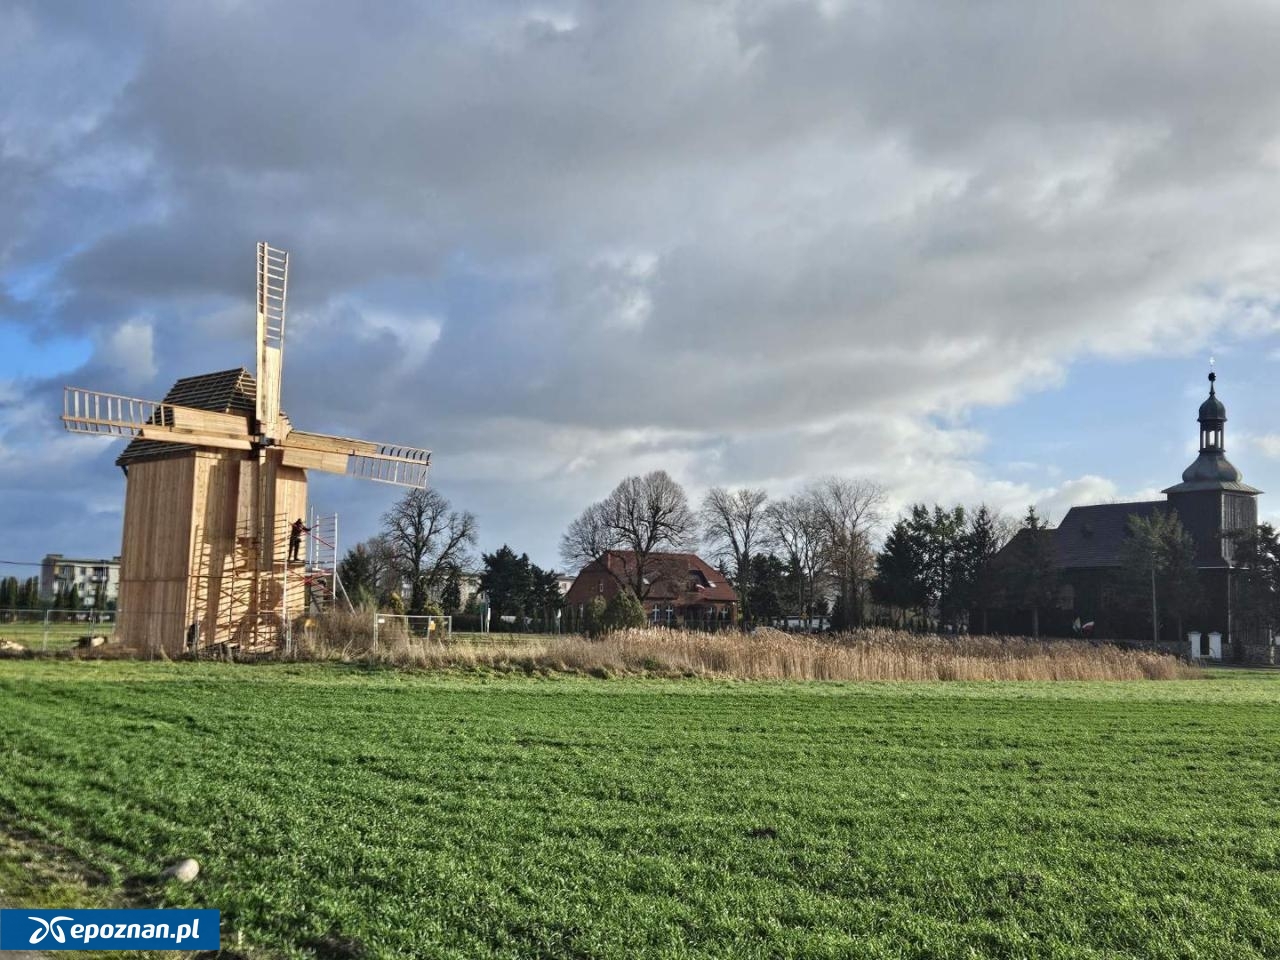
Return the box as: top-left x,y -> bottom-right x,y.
583,595 -> 608,637
601,590 -> 646,634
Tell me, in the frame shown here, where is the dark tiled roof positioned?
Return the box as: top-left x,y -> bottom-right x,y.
1164,479 -> 1262,494
992,501 -> 1168,572
116,368 -> 257,467
564,550 -> 738,606
1162,448 -> 1261,494
1054,501 -> 1164,569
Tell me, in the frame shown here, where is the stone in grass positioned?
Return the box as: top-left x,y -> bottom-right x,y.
77,635 -> 108,648
161,858 -> 200,883
0,639 -> 26,653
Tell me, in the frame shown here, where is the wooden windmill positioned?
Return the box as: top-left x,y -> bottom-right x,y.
62,243 -> 432,654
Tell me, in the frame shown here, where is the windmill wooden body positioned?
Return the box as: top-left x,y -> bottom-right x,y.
62,244 -> 431,654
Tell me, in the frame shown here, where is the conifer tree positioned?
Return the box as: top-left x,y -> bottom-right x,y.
1120,510 -> 1202,647
873,516 -> 926,626
1006,507 -> 1058,638
956,505 -> 1008,634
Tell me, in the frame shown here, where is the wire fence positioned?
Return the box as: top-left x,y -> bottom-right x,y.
0,609 -> 118,652
374,614 -> 452,644
0,608 -> 544,657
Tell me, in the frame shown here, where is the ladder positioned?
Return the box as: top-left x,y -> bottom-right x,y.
256,244 -> 289,350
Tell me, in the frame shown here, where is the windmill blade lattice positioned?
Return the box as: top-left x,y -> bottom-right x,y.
256,242 -> 289,440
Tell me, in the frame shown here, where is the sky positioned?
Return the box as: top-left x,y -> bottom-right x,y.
3,0 -> 1280,577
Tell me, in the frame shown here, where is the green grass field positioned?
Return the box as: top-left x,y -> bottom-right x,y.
1,661 -> 1277,959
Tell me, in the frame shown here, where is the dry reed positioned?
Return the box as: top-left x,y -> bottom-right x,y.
292,622 -> 1200,681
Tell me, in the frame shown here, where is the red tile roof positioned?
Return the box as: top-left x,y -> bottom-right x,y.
564,550 -> 738,607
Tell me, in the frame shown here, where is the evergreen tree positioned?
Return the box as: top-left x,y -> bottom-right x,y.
0,576 -> 15,608
600,588 -> 646,633
338,539 -> 396,608
527,565 -> 564,629
339,543 -> 375,606
915,504 -> 967,627
440,565 -> 464,614
65,584 -> 81,611
749,553 -> 788,624
1119,509 -> 1202,647
1005,506 -> 1059,638
479,546 -> 534,623
583,595 -> 608,637
956,505 -> 1006,634
873,516 -> 926,626
1230,523 -> 1280,645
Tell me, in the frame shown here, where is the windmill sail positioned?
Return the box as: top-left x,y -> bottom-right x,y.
256,242 -> 289,440
62,386 -> 252,448
282,430 -> 432,488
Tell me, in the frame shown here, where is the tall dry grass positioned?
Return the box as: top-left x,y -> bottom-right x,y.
303,606 -> 409,659
292,622 -> 1200,681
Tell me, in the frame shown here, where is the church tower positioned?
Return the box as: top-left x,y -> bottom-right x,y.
1162,370 -> 1261,568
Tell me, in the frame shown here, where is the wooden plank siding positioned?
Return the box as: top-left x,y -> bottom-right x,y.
118,456 -> 197,654
117,450 -> 308,654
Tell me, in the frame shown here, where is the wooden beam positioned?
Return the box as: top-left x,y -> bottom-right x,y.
138,427 -> 254,450
283,430 -> 382,457
168,406 -> 252,436
280,447 -> 349,473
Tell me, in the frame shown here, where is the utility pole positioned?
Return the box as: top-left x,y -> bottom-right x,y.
1151,562 -> 1159,649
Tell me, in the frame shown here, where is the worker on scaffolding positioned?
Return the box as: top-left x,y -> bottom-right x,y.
288,517 -> 311,564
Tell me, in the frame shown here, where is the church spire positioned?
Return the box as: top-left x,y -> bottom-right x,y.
1198,368 -> 1226,453
1165,366 -> 1252,493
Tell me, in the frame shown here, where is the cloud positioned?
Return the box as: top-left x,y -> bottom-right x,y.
5,1 -> 1280,565
1234,432 -> 1280,461
96,318 -> 157,384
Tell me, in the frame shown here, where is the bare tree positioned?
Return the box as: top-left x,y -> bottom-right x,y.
560,501 -> 613,571
807,477 -> 886,630
381,488 -> 478,614
766,493 -> 825,625
560,470 -> 696,600
700,487 -> 769,628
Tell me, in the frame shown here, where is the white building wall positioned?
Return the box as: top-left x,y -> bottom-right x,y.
39,555 -> 122,607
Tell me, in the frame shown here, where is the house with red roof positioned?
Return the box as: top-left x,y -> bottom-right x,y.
564,550 -> 738,629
